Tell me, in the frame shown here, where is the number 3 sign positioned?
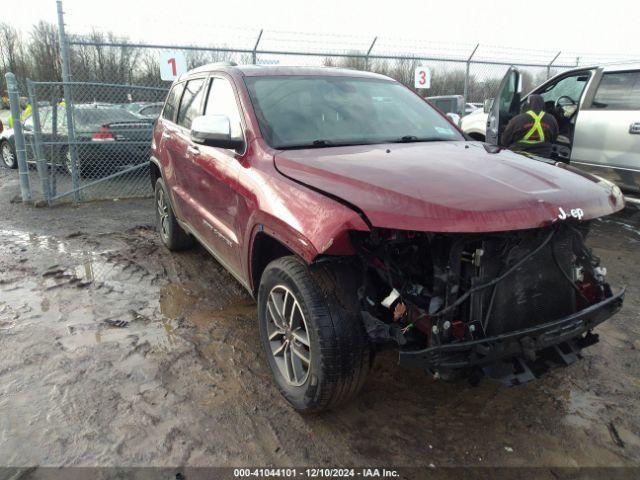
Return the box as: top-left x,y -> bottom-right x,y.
159,51 -> 187,81
414,66 -> 431,89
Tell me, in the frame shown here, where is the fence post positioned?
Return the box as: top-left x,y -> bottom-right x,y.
365,37 -> 377,71
5,73 -> 32,203
546,51 -> 561,79
463,44 -> 479,113
56,0 -> 81,201
27,80 -> 51,203
252,29 -> 263,65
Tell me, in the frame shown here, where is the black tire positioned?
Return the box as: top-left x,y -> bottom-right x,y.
258,256 -> 370,412
154,177 -> 193,251
1,139 -> 17,169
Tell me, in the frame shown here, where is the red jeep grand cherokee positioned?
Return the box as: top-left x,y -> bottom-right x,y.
150,64 -> 625,412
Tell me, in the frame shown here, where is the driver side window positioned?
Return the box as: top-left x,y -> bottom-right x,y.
540,73 -> 590,105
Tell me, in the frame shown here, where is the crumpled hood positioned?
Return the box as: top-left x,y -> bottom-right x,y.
274,141 -> 624,232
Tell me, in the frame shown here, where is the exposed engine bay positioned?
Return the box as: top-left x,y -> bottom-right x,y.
351,222 -> 623,385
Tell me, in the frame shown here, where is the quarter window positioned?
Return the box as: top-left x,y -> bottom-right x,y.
593,71 -> 640,110
204,78 -> 243,140
177,79 -> 206,128
162,83 -> 184,122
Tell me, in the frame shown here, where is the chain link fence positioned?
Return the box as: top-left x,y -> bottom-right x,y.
9,80 -> 167,205
4,1 -> 637,206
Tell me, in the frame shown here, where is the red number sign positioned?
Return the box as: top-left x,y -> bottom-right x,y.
167,58 -> 177,76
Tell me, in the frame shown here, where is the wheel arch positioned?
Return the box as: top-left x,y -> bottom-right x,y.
250,231 -> 299,295
149,156 -> 162,189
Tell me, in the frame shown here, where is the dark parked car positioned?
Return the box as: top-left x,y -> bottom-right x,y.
1,104 -> 154,176
151,64 -> 625,412
122,102 -> 164,120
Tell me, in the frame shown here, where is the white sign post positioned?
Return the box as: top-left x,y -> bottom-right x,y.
159,51 -> 187,81
414,66 -> 431,89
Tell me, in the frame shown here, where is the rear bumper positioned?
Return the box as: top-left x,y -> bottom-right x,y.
398,287 -> 625,371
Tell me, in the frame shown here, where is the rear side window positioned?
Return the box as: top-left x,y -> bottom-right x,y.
141,105 -> 162,116
177,78 -> 206,129
593,71 -> 640,110
204,78 -> 243,140
162,83 -> 184,122
74,108 -> 144,132
432,98 -> 455,114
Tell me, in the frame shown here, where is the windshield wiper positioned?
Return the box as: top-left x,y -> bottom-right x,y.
391,135 -> 447,143
276,139 -> 334,150
278,139 -> 373,150
311,139 -> 334,147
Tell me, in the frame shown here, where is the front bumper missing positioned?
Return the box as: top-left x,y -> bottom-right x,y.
398,288 -> 625,375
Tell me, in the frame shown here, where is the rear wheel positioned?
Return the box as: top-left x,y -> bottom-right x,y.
1,140 -> 16,169
155,178 -> 193,251
258,256 -> 370,412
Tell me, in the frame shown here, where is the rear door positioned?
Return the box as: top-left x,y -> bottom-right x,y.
168,79 -> 208,223
571,69 -> 640,194
157,82 -> 186,215
486,67 -> 521,145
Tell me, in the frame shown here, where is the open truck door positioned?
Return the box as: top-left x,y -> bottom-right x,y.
486,67 -> 522,145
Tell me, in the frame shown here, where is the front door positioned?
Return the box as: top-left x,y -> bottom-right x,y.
486,67 -> 521,145
185,75 -> 245,277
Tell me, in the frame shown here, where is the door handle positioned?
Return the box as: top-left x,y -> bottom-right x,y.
630,122 -> 640,135
187,145 -> 201,156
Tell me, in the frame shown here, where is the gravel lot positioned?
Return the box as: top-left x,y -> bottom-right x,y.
0,166 -> 639,473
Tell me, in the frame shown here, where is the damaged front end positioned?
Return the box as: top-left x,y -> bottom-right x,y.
352,223 -> 624,385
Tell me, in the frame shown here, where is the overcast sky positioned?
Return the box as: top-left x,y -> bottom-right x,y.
10,0 -> 640,64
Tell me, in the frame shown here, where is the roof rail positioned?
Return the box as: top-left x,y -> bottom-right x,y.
180,61 -> 239,79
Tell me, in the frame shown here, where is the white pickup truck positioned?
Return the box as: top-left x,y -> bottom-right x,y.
461,64 -> 640,201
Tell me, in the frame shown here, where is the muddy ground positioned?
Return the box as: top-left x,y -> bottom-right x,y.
0,166 -> 639,471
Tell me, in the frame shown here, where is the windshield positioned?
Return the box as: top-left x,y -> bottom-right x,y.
244,76 -> 463,149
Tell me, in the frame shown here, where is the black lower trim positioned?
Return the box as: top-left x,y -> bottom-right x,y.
398,287 -> 625,370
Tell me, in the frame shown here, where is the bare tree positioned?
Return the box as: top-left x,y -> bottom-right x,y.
29,22 -> 62,82
0,23 -> 28,91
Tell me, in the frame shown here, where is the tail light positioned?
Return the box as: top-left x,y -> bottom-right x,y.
92,126 -> 115,142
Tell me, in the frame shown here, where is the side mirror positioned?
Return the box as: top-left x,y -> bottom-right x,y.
190,115 -> 244,151
446,112 -> 461,125
0,119 -> 3,134
454,96 -> 465,117
483,98 -> 493,114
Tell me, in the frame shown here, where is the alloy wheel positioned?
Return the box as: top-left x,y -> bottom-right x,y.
266,285 -> 311,387
1,142 -> 15,168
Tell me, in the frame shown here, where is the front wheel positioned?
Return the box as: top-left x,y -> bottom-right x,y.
258,256 -> 370,412
1,140 -> 16,169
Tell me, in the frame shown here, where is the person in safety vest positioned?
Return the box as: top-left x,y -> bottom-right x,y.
7,103 -> 32,129
502,94 -> 558,158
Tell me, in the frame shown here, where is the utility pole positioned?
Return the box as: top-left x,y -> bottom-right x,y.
56,0 -> 80,201
463,44 -> 479,114
5,72 -> 31,202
